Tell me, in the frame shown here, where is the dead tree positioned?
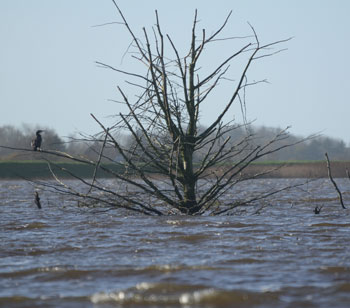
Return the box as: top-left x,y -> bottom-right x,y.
3,2 -> 311,215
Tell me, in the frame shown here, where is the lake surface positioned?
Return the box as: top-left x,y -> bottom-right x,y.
1,179 -> 350,308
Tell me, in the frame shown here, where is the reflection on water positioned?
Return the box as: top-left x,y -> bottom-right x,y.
1,179 -> 350,307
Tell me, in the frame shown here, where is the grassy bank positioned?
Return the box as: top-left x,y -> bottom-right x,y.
0,161 -> 124,180
1,160 -> 350,179
242,160 -> 350,178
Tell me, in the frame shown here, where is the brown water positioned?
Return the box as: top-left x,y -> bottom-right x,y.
1,179 -> 350,308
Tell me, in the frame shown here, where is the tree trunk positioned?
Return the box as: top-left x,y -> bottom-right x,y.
179,137 -> 200,214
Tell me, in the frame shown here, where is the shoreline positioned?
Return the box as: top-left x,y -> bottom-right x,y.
1,160 -> 350,180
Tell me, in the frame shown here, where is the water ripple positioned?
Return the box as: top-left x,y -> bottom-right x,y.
1,179 -> 350,307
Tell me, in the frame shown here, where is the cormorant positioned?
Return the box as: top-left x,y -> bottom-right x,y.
34,191 -> 42,209
31,130 -> 44,151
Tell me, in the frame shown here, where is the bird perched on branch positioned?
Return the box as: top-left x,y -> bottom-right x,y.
31,130 -> 44,151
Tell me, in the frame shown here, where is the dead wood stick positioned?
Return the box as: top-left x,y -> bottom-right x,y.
346,168 -> 350,181
325,152 -> 346,209
34,191 -> 42,209
88,128 -> 109,195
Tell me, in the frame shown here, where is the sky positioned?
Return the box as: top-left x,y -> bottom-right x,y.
1,0 -> 350,143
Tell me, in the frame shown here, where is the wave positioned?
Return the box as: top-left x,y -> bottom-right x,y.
91,282 -> 280,307
5,222 -> 49,231
310,223 -> 350,228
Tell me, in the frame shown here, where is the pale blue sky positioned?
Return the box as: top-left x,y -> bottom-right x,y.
1,0 -> 350,143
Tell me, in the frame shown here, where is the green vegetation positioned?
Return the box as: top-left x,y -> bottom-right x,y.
0,161 -> 124,179
252,160 -> 324,165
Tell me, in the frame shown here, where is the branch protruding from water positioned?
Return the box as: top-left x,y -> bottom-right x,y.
325,152 -> 346,209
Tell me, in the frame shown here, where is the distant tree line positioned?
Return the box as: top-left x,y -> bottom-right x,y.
119,124 -> 350,162
232,125 -> 350,161
0,124 -> 349,162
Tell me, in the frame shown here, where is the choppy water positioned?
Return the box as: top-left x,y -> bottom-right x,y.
1,179 -> 350,308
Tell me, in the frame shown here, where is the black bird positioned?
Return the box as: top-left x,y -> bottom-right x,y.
31,130 -> 44,151
314,205 -> 322,214
34,191 -> 42,209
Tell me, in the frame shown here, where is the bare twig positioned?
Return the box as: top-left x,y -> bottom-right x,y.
87,127 -> 109,195
325,152 -> 346,209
